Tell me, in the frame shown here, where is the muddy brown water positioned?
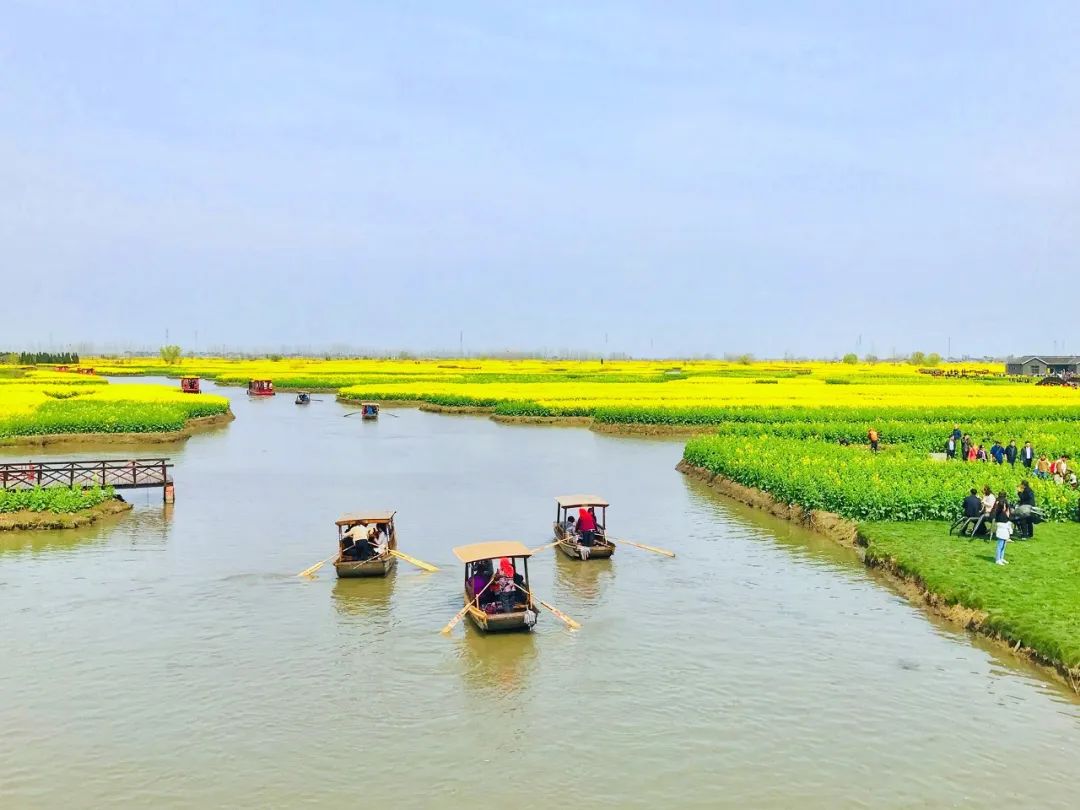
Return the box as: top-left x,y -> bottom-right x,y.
2,379 -> 1079,809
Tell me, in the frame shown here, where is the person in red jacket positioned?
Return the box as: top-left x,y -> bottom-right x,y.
577,506 -> 596,547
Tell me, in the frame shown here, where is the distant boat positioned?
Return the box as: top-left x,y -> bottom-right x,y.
361,402 -> 379,420
247,379 -> 275,396
180,377 -> 201,394
295,392 -> 311,405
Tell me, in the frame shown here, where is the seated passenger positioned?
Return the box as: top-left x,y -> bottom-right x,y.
470,566 -> 490,602
495,558 -> 517,613
962,489 -> 982,518
473,560 -> 497,607
368,524 -> 388,558
562,515 -> 577,536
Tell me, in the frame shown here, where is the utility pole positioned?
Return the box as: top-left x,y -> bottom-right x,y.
459,330 -> 463,357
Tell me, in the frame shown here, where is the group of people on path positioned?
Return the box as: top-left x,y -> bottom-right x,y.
945,426 -> 1076,485
960,481 -> 1039,565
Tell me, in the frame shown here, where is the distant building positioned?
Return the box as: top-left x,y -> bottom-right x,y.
1005,355 -> 1080,376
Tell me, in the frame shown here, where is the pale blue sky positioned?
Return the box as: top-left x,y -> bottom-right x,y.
2,2 -> 1078,357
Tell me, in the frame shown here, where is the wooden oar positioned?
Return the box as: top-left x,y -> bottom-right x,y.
608,536 -> 676,558
389,549 -> 438,572
298,555 -> 336,577
440,579 -> 493,634
528,541 -> 558,554
514,583 -> 580,630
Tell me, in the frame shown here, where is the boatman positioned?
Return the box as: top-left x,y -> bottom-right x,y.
577,507 -> 596,547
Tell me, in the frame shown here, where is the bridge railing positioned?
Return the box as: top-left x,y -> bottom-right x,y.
0,458 -> 173,490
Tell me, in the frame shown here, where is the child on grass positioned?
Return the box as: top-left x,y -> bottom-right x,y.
994,498 -> 1012,565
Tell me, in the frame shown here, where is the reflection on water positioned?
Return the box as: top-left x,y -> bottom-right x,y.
457,625 -> 538,698
0,506 -> 171,557
331,574 -> 395,621
553,553 -> 614,603
0,524 -> 107,556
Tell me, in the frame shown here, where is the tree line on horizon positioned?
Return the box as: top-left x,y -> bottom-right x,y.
0,351 -> 81,365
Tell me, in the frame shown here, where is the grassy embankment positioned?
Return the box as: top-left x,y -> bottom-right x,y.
860,522 -> 1080,673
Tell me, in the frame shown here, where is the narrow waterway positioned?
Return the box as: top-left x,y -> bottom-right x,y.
2,380 -> 1078,809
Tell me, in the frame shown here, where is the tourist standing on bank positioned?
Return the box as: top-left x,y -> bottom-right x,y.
1021,441 -> 1035,468
961,434 -> 973,462
867,427 -> 880,453
994,498 -> 1013,566
1005,440 -> 1018,467
1015,481 -> 1036,538
946,435 -> 957,459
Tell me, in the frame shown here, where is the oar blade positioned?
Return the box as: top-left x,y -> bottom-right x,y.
440,605 -> 470,634
298,559 -> 327,578
537,598 -> 581,630
390,549 -> 439,572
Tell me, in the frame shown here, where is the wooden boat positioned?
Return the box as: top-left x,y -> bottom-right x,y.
295,392 -> 311,405
452,541 -> 538,633
334,511 -> 398,577
247,379 -> 275,396
360,402 -> 379,420
553,495 -> 614,560
180,377 -> 201,394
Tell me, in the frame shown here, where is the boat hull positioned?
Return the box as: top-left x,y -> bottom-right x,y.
334,555 -> 396,578
465,603 -> 536,633
553,525 -> 615,560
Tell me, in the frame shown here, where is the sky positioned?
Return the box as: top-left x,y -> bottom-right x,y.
2,1 -> 1078,358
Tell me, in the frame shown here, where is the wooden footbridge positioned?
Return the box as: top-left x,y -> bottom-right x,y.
0,458 -> 175,502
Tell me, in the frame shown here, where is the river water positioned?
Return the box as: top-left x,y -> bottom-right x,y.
2,380 -> 1079,809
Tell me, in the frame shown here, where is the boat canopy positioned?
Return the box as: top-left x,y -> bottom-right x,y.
555,495 -> 609,509
335,511 -> 396,526
453,541 -> 532,563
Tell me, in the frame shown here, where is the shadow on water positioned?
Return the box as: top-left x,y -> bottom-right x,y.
456,624 -> 538,698
331,574 -> 396,621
